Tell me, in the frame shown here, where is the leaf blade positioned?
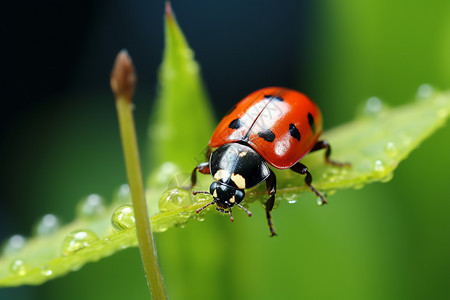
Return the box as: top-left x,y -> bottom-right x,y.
0,91 -> 448,287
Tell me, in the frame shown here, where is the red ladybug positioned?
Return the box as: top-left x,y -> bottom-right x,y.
190,87 -> 348,236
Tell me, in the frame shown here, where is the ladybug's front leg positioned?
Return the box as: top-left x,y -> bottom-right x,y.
265,170 -> 277,237
188,162 -> 210,189
311,140 -> 350,167
290,162 -> 327,205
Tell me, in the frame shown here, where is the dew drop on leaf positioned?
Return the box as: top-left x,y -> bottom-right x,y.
9,259 -> 30,276
283,192 -> 297,204
114,184 -> 131,204
373,160 -> 385,173
417,84 -> 433,99
76,194 -> 105,219
40,265 -> 53,277
159,188 -> 192,212
33,214 -> 61,236
2,235 -> 26,255
384,142 -> 398,158
364,97 -> 383,116
194,215 -> 205,222
194,191 -> 211,204
111,205 -> 136,231
317,198 -> 325,206
61,230 -> 99,256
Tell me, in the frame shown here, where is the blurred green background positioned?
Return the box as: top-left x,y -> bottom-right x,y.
1,1 -> 449,299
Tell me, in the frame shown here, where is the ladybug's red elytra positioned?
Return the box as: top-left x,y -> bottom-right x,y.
190,87 -> 349,236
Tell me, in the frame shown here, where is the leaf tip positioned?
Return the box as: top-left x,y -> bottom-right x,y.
165,1 -> 175,23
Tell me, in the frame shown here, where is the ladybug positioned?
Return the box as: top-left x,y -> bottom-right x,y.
190,87 -> 349,236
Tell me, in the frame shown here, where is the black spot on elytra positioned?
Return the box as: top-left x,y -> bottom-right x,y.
307,113 -> 315,134
229,118 -> 242,129
258,129 -> 276,142
264,95 -> 284,101
289,123 -> 301,141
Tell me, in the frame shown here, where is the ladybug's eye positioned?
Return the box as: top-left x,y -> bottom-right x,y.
234,189 -> 245,204
209,182 -> 219,197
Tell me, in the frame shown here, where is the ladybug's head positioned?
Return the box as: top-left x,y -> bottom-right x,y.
210,181 -> 244,209
194,181 -> 252,222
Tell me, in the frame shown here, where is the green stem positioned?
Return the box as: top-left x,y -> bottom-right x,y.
112,50 -> 168,300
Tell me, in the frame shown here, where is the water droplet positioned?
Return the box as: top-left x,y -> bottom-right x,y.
40,265 -> 53,277
317,198 -> 325,206
283,192 -> 297,204
77,194 -> 105,219
33,214 -> 61,236
363,97 -> 383,116
114,184 -> 131,204
194,215 -> 205,222
159,188 -> 192,212
154,225 -> 169,233
193,191 -> 211,204
373,160 -> 385,173
175,211 -> 192,225
10,259 -> 30,276
2,234 -> 26,255
417,84 -> 433,99
384,142 -> 398,158
111,205 -> 136,231
61,230 -> 99,256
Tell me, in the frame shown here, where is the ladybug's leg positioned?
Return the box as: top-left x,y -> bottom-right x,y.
188,162 -> 210,189
310,140 -> 350,167
265,170 -> 277,237
290,162 -> 327,205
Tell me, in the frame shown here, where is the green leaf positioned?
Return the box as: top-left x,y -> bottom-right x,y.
147,5 -> 214,175
1,90 -> 448,287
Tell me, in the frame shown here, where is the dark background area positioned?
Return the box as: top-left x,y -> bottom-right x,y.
0,0 -> 310,239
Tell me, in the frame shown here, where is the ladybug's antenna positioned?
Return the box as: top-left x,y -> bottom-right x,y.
193,190 -> 211,196
194,190 -> 215,214
228,208 -> 234,222
235,203 -> 252,217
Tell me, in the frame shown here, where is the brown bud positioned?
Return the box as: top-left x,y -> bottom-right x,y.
110,50 -> 137,101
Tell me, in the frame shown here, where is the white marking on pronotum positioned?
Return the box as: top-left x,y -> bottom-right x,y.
231,173 -> 246,189
214,169 -> 230,181
229,196 -> 236,204
212,189 -> 218,198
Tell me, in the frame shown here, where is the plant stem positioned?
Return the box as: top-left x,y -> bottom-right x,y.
111,50 -> 168,300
